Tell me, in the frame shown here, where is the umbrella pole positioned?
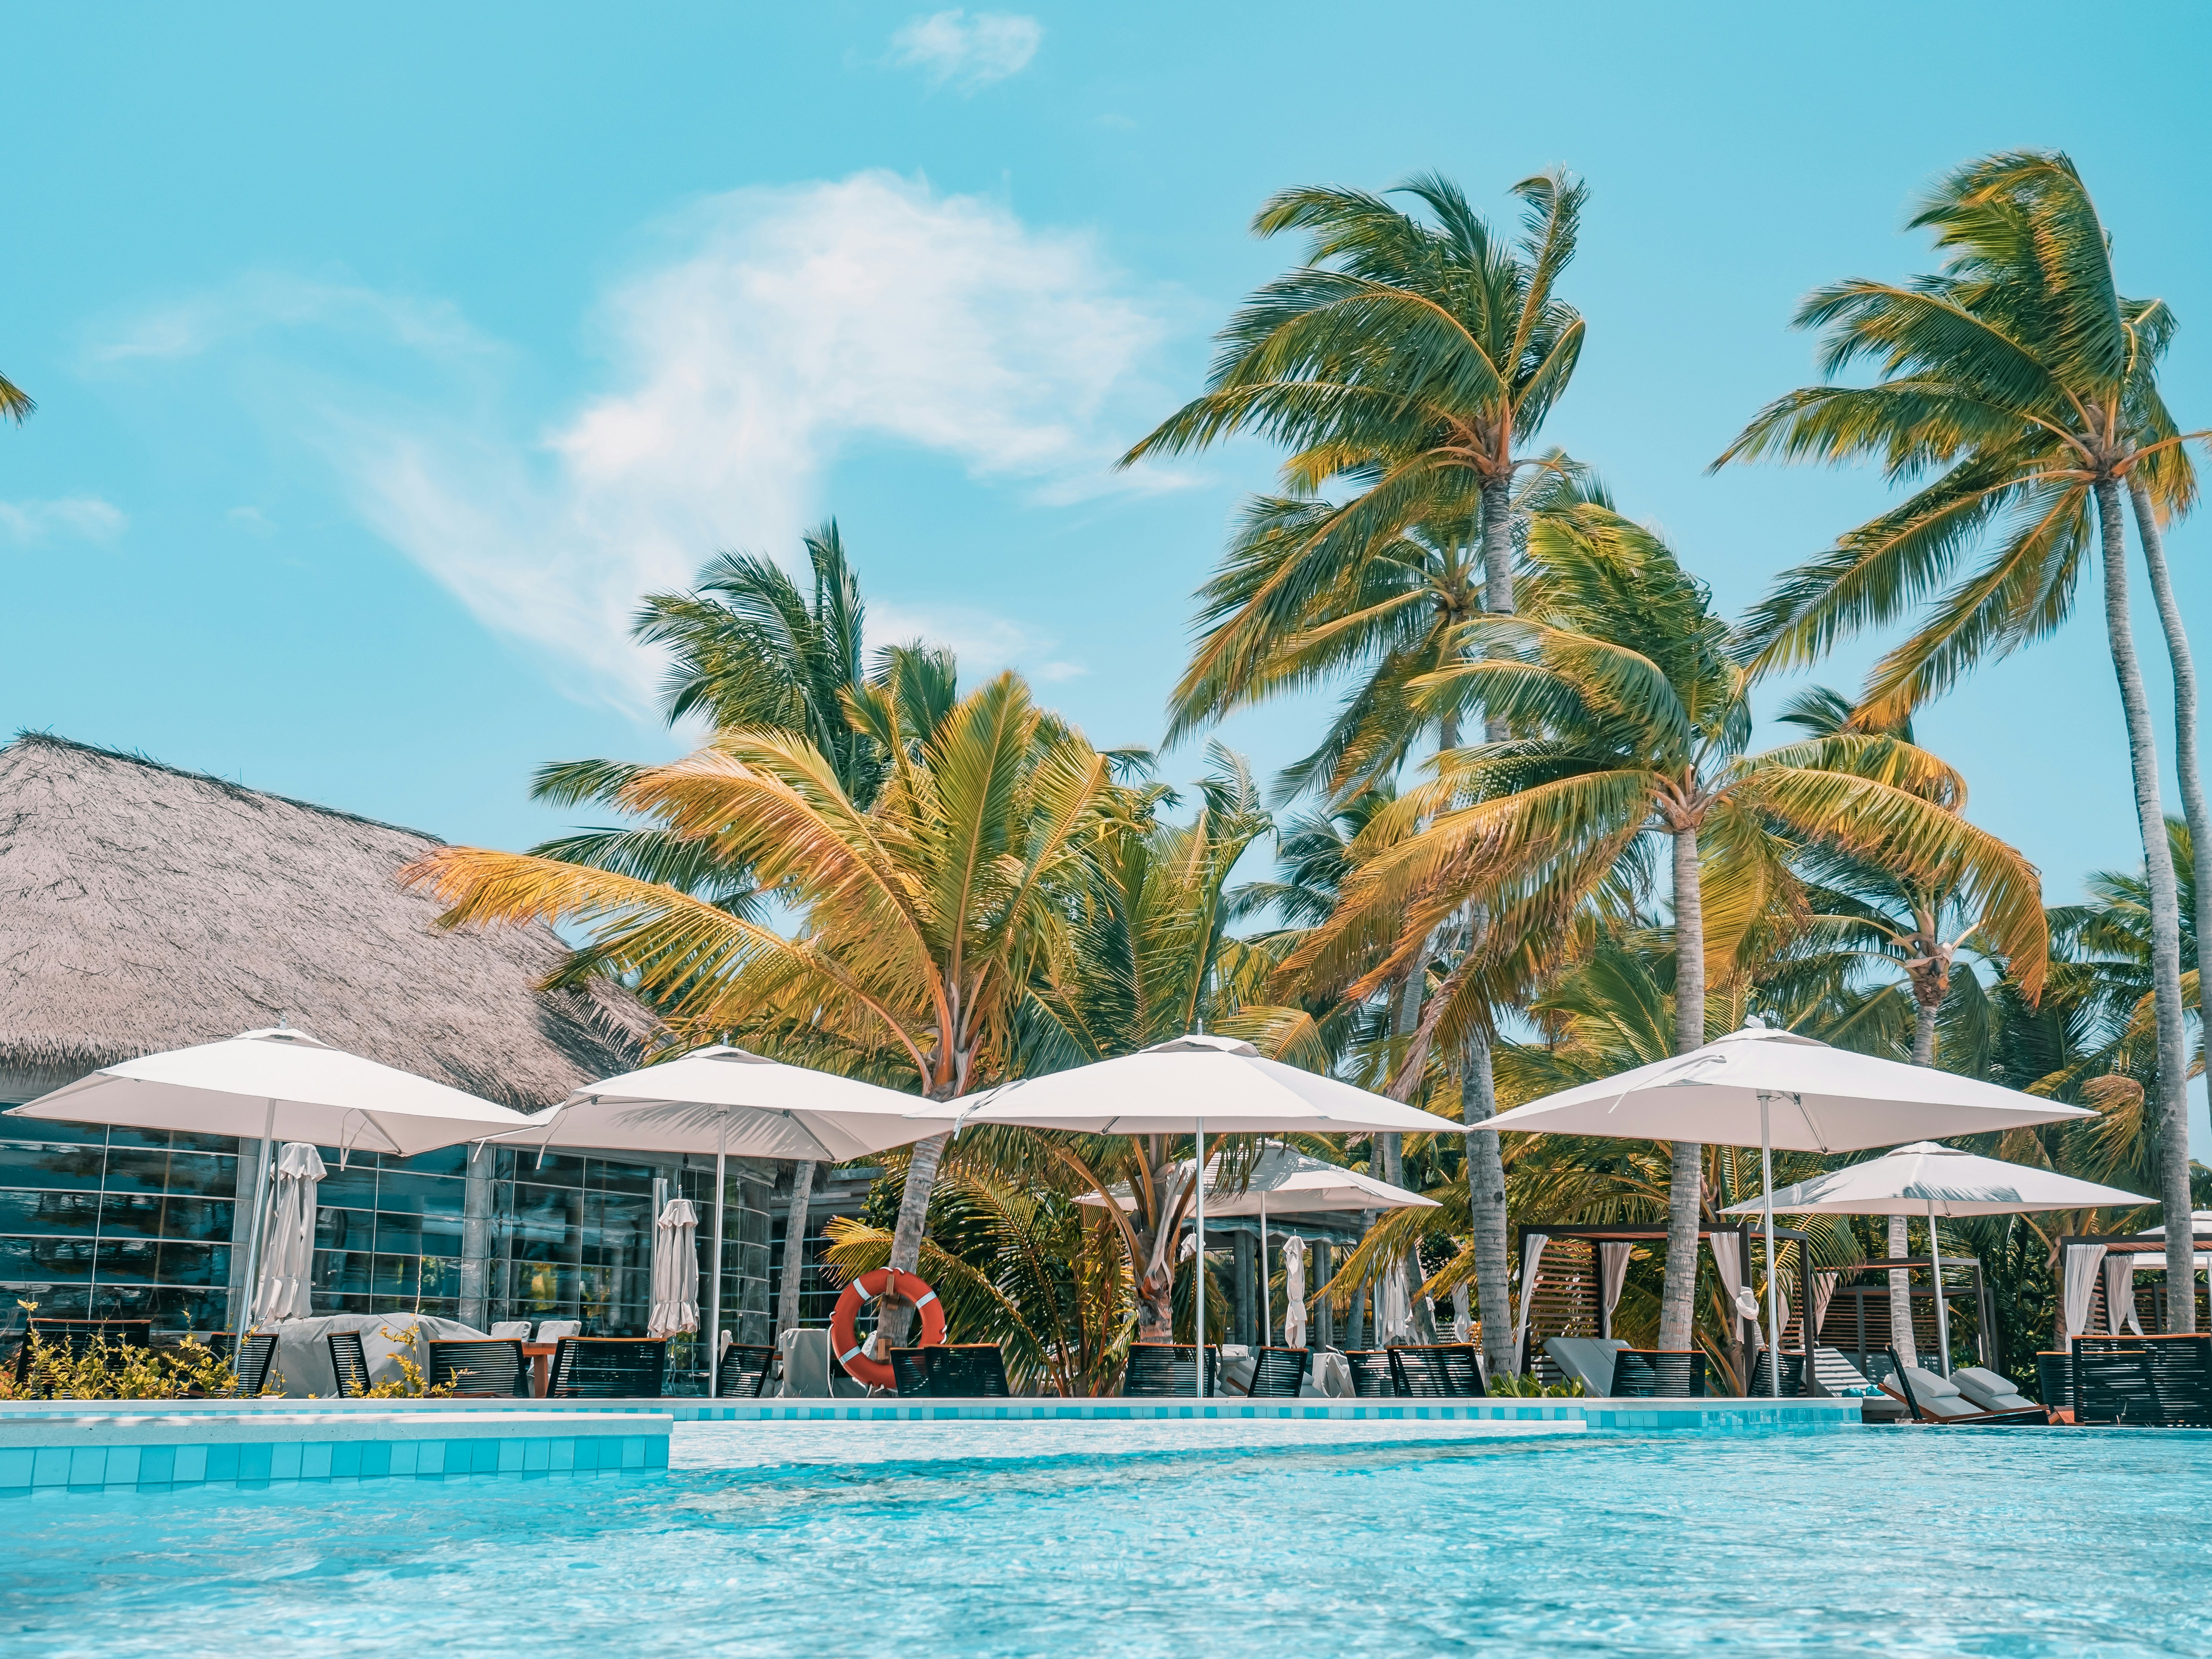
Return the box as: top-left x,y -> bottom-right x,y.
1194,1117 -> 1206,1401
1761,1096 -> 1780,1400
1928,1197 -> 1952,1378
706,1125 -> 726,1400
1259,1193 -> 1270,1349
236,1101 -> 277,1336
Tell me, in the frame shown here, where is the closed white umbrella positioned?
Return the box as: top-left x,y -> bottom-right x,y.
1484,1021 -> 2094,1395
253,1142 -> 325,1324
647,1197 -> 701,1341
490,1045 -> 957,1396
1723,1141 -> 2150,1376
951,1035 -> 1456,1396
6,1025 -> 535,1336
1282,1237 -> 1308,1349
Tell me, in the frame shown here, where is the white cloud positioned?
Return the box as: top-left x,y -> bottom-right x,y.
105,173 -> 1174,702
890,10 -> 1041,91
0,496 -> 127,543
873,599 -> 1085,683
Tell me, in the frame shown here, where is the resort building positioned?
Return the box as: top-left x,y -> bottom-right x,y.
0,732 -> 787,1348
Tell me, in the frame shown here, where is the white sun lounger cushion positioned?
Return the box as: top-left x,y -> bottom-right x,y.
1918,1393 -> 1986,1420
1897,1364 -> 1960,1399
1950,1367 -> 2036,1412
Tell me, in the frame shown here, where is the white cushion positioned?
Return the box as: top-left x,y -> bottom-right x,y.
487,1322 -> 532,1340
536,1320 -> 582,1342
1952,1374 -> 2036,1412
1919,1393 -> 1983,1420
1899,1364 -> 1960,1399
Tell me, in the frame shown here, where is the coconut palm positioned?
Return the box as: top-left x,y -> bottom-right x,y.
403,672 -> 1119,1343
1288,503 -> 2048,1353
1715,151 -> 2206,1310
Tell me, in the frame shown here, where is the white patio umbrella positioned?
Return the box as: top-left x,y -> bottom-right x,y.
7,1024 -> 537,1332
1077,1142 -> 1437,1345
253,1142 -> 325,1323
1723,1142 -> 2150,1376
949,1034 -> 1456,1395
1481,1021 -> 2095,1395
647,1197 -> 701,1341
488,1045 -> 958,1395
1282,1237 -> 1309,1348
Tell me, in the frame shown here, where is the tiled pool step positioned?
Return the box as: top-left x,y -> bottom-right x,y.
0,1409 -> 672,1496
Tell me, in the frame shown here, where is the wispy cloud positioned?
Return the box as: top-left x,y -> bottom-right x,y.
890,10 -> 1041,91
0,496 -> 128,544
99,172 -> 1175,703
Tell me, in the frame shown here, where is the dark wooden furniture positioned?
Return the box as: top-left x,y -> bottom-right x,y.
10,1318 -> 154,1388
2071,1333 -> 2212,1427
1748,1351 -> 1812,1397
1389,1344 -> 1487,1398
2034,1351 -> 2072,1417
1341,1350 -> 1398,1397
229,1331 -> 279,1397
1240,1347 -> 1313,1397
1610,1350 -> 1708,1398
1883,1348 -> 2047,1426
890,1343 -> 1010,1398
427,1338 -> 529,1397
547,1336 -> 667,1399
1120,1343 -> 1219,1397
327,1331 -> 371,1397
715,1343 -> 778,1399
521,1341 -> 557,1398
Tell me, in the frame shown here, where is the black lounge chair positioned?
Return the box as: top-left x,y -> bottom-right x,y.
2071,1333 -> 2212,1427
1239,1347 -> 1312,1397
12,1318 -> 154,1389
891,1343 -> 1010,1398
1341,1350 -> 1398,1397
427,1338 -> 529,1397
547,1336 -> 667,1399
229,1332 -> 279,1397
716,1342 -> 778,1398
327,1330 -> 371,1397
2034,1351 -> 2072,1418
1388,1344 -> 1487,1398
1610,1350 -> 1708,1398
1747,1351 -> 1813,1397
1121,1343 -> 1219,1397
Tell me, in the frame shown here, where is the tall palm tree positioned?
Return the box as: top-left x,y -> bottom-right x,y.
1716,151 -> 2206,1313
1289,503 -> 2048,1353
404,672 -> 1119,1344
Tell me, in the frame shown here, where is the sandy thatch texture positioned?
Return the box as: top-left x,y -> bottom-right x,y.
0,732 -> 659,1106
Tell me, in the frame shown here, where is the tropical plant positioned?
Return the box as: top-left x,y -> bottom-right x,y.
1715,150 -> 2207,1304
404,671 -> 1120,1346
1288,502 -> 2048,1354
0,369 -> 29,425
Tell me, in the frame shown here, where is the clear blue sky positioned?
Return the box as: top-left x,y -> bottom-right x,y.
5,0 -> 2209,910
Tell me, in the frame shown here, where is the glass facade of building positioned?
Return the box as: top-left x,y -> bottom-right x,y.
0,1110 -> 776,1343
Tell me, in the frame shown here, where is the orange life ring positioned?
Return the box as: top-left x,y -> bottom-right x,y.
829,1267 -> 945,1389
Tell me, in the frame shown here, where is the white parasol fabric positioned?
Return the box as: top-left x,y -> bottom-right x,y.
252,1142 -> 324,1323
647,1197 -> 701,1339
1720,1143 -> 2152,1217
1076,1144 -> 1439,1216
1282,1237 -> 1308,1348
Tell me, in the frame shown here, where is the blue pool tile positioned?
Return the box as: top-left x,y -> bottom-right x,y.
205,1445 -> 241,1483
238,1444 -> 274,1483
31,1448 -> 71,1488
646,1438 -> 668,1469
497,1439 -> 524,1473
523,1439 -> 550,1472
330,1442 -> 363,1479
550,1439 -> 576,1471
359,1443 -> 391,1480
65,1446 -> 106,1489
301,1442 -> 333,1480
389,1442 -> 419,1476
0,1448 -> 33,1489
620,1437 -> 645,1470
270,1443 -> 302,1481
103,1447 -> 140,1487
468,1439 -> 498,1474
173,1446 -> 207,1484
138,1446 -> 175,1486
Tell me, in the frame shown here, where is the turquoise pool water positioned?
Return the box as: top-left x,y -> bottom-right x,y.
6,1424 -> 2208,1656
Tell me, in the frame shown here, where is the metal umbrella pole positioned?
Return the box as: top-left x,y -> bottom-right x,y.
1927,1196 -> 1953,1377
706,1121 -> 726,1399
1259,1190 -> 1270,1349
1192,1117 -> 1206,1400
1760,1095 -> 1781,1399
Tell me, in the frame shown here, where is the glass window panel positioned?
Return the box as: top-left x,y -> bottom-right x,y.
394,1145 -> 469,1179
0,1144 -> 106,1190
417,1210 -> 465,1249
371,1214 -> 423,1255
0,1121 -> 105,1147
418,1258 -> 460,1301
316,1167 -> 380,1210
93,1238 -> 162,1283
89,1284 -> 156,1319
97,1193 -> 168,1238
371,1172 -> 466,1217
370,1255 -> 419,1297
0,1283 -> 91,1317
104,1128 -> 176,1153
168,1131 -> 236,1157
0,1237 -> 94,1281
314,1249 -> 373,1298
0,1191 -> 99,1237
148,1286 -> 230,1332
156,1153 -> 236,1198
153,1243 -> 228,1288
314,1207 -> 373,1253
584,1159 -> 658,1196
102,1149 -> 179,1195
504,1261 -> 569,1315
157,1197 -> 233,1243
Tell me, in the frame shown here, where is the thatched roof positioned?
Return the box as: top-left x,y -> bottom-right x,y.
0,732 -> 659,1108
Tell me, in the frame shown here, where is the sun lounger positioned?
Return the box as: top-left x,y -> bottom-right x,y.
2070,1333 -> 2212,1427
547,1336 -> 667,1398
327,1330 -> 370,1397
1237,1347 -> 1312,1397
1881,1350 -> 2046,1425
1950,1366 -> 2039,1414
12,1318 -> 154,1389
2034,1352 -> 2072,1418
1121,1343 -> 1219,1397
1545,1336 -> 1628,1395
426,1338 -> 528,1397
890,1343 -> 1010,1397
715,1342 -> 777,1398
1341,1350 -> 1398,1397
1305,1350 -> 1355,1398
1747,1351 -> 1812,1397
228,1331 -> 279,1397
1391,1344 -> 1487,1397
1610,1350 -> 1707,1397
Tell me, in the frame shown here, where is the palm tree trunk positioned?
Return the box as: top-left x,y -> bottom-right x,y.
2095,479 -> 2195,1333
775,1159 -> 816,1340
1459,1023 -> 1516,1378
1479,475 -> 1516,745
1659,822 -> 1705,1352
1911,993 -> 1938,1069
879,1128 -> 951,1347
1886,1214 -> 1917,1368
2131,475 -> 2211,1031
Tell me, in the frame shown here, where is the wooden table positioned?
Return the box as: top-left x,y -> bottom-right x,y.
521,1342 -> 558,1398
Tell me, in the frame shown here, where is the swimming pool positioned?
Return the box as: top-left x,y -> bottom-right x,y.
8,1422 -> 2207,1656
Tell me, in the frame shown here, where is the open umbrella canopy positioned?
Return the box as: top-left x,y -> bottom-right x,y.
6,1025 -> 534,1156
1721,1142 -> 2152,1217
1078,1143 -> 1438,1216
497,1045 -> 955,1161
1480,1024 -> 2093,1153
946,1035 -> 1456,1136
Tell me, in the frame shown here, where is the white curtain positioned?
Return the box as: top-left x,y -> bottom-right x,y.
1282,1237 -> 1308,1348
1598,1242 -> 1632,1338
1511,1234 -> 1549,1362
252,1142 -> 325,1324
2104,1251 -> 2144,1336
1709,1231 -> 1745,1344
1379,1259 -> 1411,1344
648,1197 -> 700,1339
2062,1244 -> 2106,1342
1451,1282 -> 1472,1344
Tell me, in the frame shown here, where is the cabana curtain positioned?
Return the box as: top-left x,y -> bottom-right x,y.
1512,1233 -> 1549,1361
1709,1231 -> 1745,1343
1598,1242 -> 1632,1338
2102,1252 -> 2144,1336
2062,1244 -> 2106,1341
